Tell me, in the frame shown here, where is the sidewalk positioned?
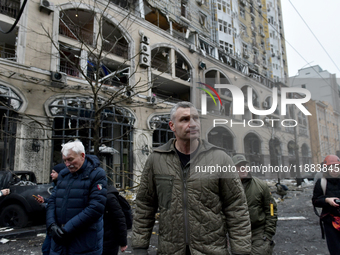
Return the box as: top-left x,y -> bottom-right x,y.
0,225 -> 46,240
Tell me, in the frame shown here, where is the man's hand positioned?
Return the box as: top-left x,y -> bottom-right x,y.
48,223 -> 69,245
121,245 -> 128,252
0,189 -> 10,196
33,195 -> 44,204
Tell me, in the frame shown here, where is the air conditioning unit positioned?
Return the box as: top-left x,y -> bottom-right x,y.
262,101 -> 268,108
147,95 -> 157,104
189,44 -> 196,53
140,54 -> 151,68
121,88 -> 134,103
141,35 -> 150,45
125,89 -> 133,98
51,72 -> 67,83
140,35 -> 151,68
140,42 -> 150,56
39,0 -> 54,15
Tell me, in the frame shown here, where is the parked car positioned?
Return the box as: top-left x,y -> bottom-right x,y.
0,171 -> 52,228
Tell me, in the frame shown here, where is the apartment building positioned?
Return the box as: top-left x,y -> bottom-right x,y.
289,65 -> 340,165
0,0 -> 310,186
306,100 -> 340,165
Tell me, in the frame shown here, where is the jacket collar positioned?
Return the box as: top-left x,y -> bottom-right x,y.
60,155 -> 100,178
153,138 -> 225,156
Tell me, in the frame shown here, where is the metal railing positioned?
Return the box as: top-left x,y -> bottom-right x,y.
102,40 -> 128,59
0,50 -> 16,61
59,65 -> 80,77
0,0 -> 20,19
59,21 -> 95,46
151,57 -> 171,75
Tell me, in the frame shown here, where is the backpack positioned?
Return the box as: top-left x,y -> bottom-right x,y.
88,169 -> 133,230
115,193 -> 133,230
313,177 -> 327,239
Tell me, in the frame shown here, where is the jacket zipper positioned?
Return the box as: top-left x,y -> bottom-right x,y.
60,176 -> 76,223
175,151 -> 190,246
182,166 -> 190,245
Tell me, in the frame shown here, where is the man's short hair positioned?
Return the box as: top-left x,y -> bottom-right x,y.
170,101 -> 196,121
61,139 -> 85,157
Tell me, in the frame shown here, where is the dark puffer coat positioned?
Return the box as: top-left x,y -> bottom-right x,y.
312,177 -> 340,221
46,155 -> 107,255
102,186 -> 128,254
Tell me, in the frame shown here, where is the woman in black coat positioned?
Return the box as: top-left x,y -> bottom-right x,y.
312,155 -> 340,255
102,186 -> 128,255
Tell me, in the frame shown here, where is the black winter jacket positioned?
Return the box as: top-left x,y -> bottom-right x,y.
103,186 -> 128,252
46,155 -> 107,255
312,177 -> 340,223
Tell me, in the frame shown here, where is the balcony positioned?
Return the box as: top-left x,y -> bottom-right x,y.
0,0 -> 20,19
59,65 -> 80,77
175,67 -> 190,81
102,40 -> 128,59
151,57 -> 171,75
0,46 -> 16,61
0,23 -> 17,62
59,21 -> 95,46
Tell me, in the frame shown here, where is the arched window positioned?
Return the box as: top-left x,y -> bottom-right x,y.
151,47 -> 191,102
0,84 -> 23,110
49,96 -> 135,188
149,114 -> 175,147
208,127 -> 234,155
287,140 -> 296,156
244,133 -> 262,166
0,85 -> 23,170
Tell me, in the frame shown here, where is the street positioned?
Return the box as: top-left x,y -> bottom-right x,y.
0,181 -> 330,255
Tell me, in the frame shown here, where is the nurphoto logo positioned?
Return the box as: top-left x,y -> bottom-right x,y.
197,82 -> 312,128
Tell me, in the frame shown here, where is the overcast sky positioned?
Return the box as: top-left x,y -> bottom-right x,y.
281,0 -> 340,78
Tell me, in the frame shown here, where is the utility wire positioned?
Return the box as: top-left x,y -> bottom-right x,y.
287,0 -> 340,75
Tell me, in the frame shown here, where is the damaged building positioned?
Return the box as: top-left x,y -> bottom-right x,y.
0,0 -> 311,187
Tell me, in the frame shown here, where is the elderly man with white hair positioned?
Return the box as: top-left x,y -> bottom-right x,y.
46,140 -> 107,255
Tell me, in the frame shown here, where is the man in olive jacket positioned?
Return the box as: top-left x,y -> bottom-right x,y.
233,154 -> 278,255
132,102 -> 251,255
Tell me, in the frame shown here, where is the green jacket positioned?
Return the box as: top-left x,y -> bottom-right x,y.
132,139 -> 251,255
242,177 -> 277,240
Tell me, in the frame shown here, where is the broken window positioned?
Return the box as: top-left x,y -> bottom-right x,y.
149,114 -> 175,147
49,97 -> 135,188
144,1 -> 170,31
